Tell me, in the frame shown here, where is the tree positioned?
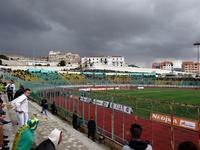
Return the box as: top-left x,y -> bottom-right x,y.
0,55 -> 9,60
58,60 -> 66,66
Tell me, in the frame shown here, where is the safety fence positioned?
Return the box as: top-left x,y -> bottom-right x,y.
2,73 -> 200,150
30,87 -> 200,150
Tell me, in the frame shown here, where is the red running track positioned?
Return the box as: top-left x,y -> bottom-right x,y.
50,96 -> 199,150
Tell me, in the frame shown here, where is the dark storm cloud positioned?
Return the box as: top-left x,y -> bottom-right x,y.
0,0 -> 200,66
0,0 -> 51,33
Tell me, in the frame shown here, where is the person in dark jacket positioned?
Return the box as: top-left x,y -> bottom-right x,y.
6,80 -> 15,101
72,111 -> 79,130
0,98 -> 11,125
40,99 -> 48,116
51,101 -> 57,115
122,123 -> 152,150
87,116 -> 96,141
14,84 -> 24,99
35,128 -> 62,150
178,141 -> 198,150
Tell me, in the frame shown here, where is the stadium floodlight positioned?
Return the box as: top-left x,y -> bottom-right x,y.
193,42 -> 200,75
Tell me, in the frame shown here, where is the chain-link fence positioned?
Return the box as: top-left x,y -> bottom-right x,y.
2,72 -> 200,150
29,86 -> 200,150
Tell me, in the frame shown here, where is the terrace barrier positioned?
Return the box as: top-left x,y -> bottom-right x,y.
30,87 -> 200,150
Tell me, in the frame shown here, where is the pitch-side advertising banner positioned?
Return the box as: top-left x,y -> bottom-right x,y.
79,87 -> 120,91
92,99 -> 109,107
80,96 -> 92,103
109,102 -> 133,114
151,113 -> 199,131
79,97 -> 133,114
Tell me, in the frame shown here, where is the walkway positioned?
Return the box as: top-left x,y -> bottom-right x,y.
2,94 -> 109,150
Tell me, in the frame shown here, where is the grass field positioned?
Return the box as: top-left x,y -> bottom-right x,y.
107,88 -> 200,105
91,88 -> 200,119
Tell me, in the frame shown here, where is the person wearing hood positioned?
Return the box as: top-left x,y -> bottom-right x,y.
35,128 -> 62,150
12,118 -> 39,150
122,123 -> 152,150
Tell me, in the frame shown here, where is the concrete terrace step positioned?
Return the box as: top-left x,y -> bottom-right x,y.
2,94 -> 109,150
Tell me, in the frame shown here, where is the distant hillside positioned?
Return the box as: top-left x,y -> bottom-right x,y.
128,64 -> 140,68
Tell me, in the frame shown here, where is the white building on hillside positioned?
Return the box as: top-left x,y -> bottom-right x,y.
48,50 -> 80,64
81,56 -> 126,67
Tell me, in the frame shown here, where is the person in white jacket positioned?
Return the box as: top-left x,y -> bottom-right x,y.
11,88 -> 31,126
122,123 -> 152,150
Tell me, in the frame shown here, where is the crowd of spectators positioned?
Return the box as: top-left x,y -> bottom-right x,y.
11,70 -> 38,81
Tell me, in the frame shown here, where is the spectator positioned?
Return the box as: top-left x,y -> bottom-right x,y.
12,118 -> 39,150
6,80 -> 15,101
0,98 -> 11,125
178,141 -> 198,150
40,99 -> 48,116
0,92 -> 2,99
87,116 -> 96,142
13,84 -> 25,125
35,128 -> 62,150
51,101 -> 57,115
77,117 -> 83,130
122,123 -> 152,150
11,88 -> 31,126
14,84 -> 24,99
72,111 -> 78,130
0,98 -> 6,115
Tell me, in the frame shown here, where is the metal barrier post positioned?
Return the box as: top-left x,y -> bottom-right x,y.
95,95 -> 98,131
150,99 -> 154,147
198,107 -> 200,149
170,102 -> 175,150
87,91 -> 90,120
72,94 -> 74,113
111,96 -> 115,140
122,105 -> 125,141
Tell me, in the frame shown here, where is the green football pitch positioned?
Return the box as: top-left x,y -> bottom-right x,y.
105,88 -> 200,105
91,88 -> 200,119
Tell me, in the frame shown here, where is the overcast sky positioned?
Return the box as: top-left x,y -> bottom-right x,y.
0,0 -> 200,67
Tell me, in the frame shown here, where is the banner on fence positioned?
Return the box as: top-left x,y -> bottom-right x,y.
151,113 -> 199,131
110,102 -> 133,114
80,96 -> 92,103
92,99 -> 109,107
79,97 -> 133,113
79,87 -> 119,91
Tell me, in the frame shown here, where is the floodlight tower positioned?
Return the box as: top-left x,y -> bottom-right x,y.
193,42 -> 200,76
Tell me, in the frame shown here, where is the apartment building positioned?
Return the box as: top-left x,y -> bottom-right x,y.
81,56 -> 126,67
182,61 -> 200,74
152,61 -> 173,72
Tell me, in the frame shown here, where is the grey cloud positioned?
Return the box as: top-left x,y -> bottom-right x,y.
1,0 -> 200,67
0,0 -> 51,33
